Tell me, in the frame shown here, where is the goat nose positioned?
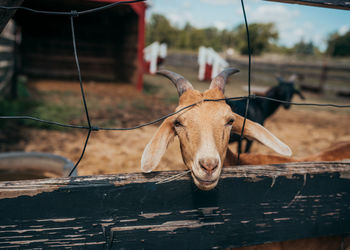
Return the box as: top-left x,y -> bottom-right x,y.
199,158 -> 219,174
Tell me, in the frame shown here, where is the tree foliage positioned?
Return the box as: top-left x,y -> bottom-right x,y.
146,14 -> 178,47
292,40 -> 317,55
326,31 -> 350,57
146,14 -> 278,55
146,14 -> 236,51
233,23 -> 278,55
147,13 -> 350,58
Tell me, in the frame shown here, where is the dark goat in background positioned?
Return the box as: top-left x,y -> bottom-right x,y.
226,75 -> 305,153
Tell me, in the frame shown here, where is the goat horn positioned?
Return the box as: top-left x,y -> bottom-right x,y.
209,68 -> 240,93
157,70 -> 194,96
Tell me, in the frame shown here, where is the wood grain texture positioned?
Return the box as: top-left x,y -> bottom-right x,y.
0,162 -> 349,249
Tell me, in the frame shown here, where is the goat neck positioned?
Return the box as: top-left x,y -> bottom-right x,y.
261,86 -> 284,118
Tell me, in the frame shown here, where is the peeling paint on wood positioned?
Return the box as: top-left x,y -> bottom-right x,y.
0,185 -> 60,199
119,219 -> 138,223
179,209 -> 198,214
112,220 -> 224,232
37,218 -> 75,223
140,212 -> 172,219
273,217 -> 291,221
263,211 -> 279,215
0,161 -> 349,248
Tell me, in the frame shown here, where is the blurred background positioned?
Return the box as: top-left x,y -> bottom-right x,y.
0,0 -> 349,178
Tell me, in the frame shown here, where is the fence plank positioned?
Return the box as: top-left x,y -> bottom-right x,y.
0,162 -> 349,249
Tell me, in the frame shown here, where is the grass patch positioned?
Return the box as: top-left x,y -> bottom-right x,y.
0,82 -> 82,130
143,81 -> 161,95
162,95 -> 179,105
29,103 -> 81,129
131,99 -> 150,111
0,97 -> 81,130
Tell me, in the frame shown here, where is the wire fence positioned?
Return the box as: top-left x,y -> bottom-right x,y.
0,0 -> 349,177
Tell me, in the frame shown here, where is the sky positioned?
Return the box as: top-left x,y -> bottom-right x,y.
146,0 -> 350,51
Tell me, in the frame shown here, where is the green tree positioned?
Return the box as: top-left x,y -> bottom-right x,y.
146,14 -> 283,54
293,40 -> 316,55
176,25 -> 222,50
189,28 -> 206,50
234,22 -> 278,55
326,31 -> 350,57
176,22 -> 194,49
146,14 -> 178,47
221,29 -> 237,50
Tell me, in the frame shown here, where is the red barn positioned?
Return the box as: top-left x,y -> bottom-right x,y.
13,0 -> 146,90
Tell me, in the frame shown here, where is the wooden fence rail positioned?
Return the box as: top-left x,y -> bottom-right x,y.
0,161 -> 349,249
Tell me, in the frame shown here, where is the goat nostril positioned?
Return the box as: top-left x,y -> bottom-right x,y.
199,158 -> 219,173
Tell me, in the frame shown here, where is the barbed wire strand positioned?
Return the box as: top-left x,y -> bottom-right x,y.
0,0 -> 350,178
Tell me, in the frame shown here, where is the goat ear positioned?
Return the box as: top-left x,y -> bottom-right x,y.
141,117 -> 176,172
231,114 -> 292,156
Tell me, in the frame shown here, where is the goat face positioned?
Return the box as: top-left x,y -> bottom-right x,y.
172,88 -> 234,190
141,69 -> 292,191
277,81 -> 305,109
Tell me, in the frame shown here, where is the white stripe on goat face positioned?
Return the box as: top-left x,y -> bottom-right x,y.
175,96 -> 233,191
194,123 -> 221,178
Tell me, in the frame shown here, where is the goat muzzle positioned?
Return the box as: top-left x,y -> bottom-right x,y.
199,158 -> 219,175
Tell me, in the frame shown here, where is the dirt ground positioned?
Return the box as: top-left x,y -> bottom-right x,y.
3,80 -> 350,176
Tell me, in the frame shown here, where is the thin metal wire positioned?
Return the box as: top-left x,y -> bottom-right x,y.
67,15 -> 93,176
254,96 -> 350,108
0,96 -> 246,131
1,0 -> 350,177
69,129 -> 91,176
237,0 -> 251,164
101,97 -> 246,131
0,116 -> 89,129
1,96 -> 349,131
70,16 -> 91,128
0,0 -> 145,16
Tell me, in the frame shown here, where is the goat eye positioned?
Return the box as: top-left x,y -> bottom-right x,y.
226,119 -> 234,126
174,120 -> 183,127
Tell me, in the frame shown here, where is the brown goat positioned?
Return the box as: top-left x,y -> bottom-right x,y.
140,69 -> 350,249
141,68 -> 292,190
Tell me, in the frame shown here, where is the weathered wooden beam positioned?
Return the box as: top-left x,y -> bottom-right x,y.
0,162 -> 349,249
266,0 -> 350,10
